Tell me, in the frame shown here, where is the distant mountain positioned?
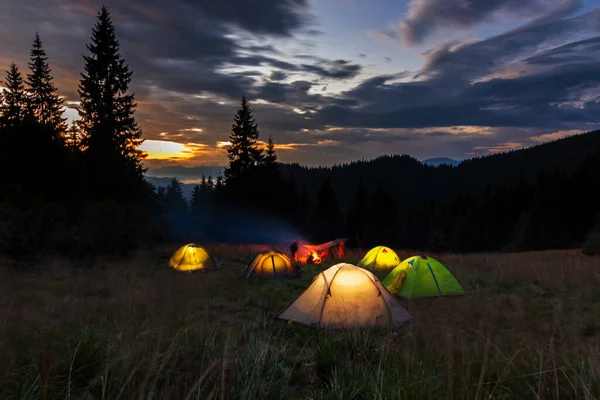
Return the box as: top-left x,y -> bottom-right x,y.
279,128 -> 600,210
422,157 -> 461,167
145,176 -> 196,199
146,165 -> 225,180
144,129 -> 600,206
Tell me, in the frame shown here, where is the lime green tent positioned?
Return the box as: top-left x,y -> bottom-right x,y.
357,246 -> 401,275
382,255 -> 464,298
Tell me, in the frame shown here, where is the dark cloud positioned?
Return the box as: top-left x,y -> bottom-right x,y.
416,8 -> 600,82
171,0 -> 312,36
269,70 -> 288,81
3,0 -> 600,166
308,8 -> 600,133
391,0 -> 582,46
230,54 -> 363,80
300,59 -> 362,79
523,36 -> 600,66
314,61 -> 600,130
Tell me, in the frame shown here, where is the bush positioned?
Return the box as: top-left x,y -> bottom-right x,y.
583,231 -> 600,255
72,200 -> 168,258
0,197 -> 168,260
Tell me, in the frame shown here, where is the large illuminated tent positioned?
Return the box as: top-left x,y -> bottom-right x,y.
246,250 -> 300,279
279,263 -> 411,328
357,246 -> 401,275
168,244 -> 221,272
382,255 -> 464,299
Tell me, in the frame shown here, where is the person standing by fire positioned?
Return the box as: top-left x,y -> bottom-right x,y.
290,240 -> 298,262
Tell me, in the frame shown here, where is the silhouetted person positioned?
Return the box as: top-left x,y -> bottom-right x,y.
290,240 -> 298,261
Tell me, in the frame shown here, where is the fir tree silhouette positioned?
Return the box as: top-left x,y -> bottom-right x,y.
0,63 -> 29,129
223,95 -> 263,189
26,32 -> 67,137
78,5 -> 146,202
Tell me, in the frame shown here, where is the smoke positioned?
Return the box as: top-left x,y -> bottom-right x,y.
210,207 -> 309,245
163,204 -> 309,246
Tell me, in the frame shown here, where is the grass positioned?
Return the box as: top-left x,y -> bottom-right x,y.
1,245 -> 600,399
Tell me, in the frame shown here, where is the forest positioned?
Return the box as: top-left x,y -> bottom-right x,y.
1,5 -> 599,259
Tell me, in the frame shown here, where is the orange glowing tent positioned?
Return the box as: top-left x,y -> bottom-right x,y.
279,263 -> 411,328
168,244 -> 221,272
246,250 -> 300,279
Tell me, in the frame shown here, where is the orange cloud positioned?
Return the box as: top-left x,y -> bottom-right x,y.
529,130 -> 581,143
473,142 -> 523,153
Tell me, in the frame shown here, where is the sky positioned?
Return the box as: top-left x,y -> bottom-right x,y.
1,0 -> 600,170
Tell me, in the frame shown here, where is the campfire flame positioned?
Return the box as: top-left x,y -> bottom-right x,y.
311,251 -> 322,264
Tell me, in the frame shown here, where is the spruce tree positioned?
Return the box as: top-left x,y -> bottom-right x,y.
299,183 -> 311,234
313,177 -> 341,242
78,6 -> 146,201
0,63 -> 28,129
190,184 -> 202,210
223,95 -> 263,188
26,33 -> 67,137
347,177 -> 370,247
199,174 -> 208,189
263,135 -> 278,174
65,124 -> 82,150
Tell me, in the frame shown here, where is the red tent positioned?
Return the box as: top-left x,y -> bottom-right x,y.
295,238 -> 347,264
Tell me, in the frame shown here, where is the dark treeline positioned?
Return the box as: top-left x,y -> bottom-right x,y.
0,7 -> 164,259
158,125 -> 600,254
1,5 -> 599,260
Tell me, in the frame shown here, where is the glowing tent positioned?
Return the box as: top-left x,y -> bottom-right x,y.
357,246 -> 401,275
279,263 -> 411,328
382,255 -> 464,298
296,239 -> 347,264
246,250 -> 300,279
169,244 -> 221,272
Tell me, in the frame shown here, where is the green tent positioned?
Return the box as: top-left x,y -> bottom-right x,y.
382,255 -> 464,298
357,246 -> 401,275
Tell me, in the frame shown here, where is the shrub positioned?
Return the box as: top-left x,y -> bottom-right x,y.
583,230 -> 600,255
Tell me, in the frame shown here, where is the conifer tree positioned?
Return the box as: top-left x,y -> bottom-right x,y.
199,174 -> 208,190
0,63 -> 28,129
299,183 -> 311,233
165,178 -> 188,212
65,124 -> 83,150
313,177 -> 341,241
26,33 -> 67,136
190,184 -> 202,210
263,135 -> 278,174
223,95 -> 263,187
78,6 -> 146,200
347,177 -> 370,247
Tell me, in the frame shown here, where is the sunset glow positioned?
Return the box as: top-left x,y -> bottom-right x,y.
139,139 -> 205,160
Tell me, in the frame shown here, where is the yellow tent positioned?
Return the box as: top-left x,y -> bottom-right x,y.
278,263 -> 411,328
357,246 -> 401,275
169,244 -> 221,272
245,250 -> 300,279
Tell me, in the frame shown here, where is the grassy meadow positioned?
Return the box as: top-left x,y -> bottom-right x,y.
1,245 -> 600,399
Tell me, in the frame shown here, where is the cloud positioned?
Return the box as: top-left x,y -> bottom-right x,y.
309,8 -> 600,133
2,0 -> 600,167
388,0 -> 582,46
300,59 -> 362,79
529,129 -> 583,142
269,70 -> 288,81
416,8 -> 600,83
473,141 -> 524,153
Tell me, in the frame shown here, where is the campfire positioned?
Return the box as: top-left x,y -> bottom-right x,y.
295,239 -> 347,264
